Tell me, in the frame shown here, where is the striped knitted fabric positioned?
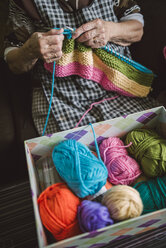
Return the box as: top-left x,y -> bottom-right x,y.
44,39 -> 154,98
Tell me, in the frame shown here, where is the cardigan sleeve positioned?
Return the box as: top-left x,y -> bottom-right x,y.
4,0 -> 36,51
113,0 -> 144,26
113,0 -> 141,18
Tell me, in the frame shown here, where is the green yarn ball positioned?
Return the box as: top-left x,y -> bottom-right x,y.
134,176 -> 166,214
125,128 -> 166,177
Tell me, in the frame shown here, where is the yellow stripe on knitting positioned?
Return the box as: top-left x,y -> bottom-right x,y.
57,50 -> 93,66
93,54 -> 150,97
57,50 -> 151,97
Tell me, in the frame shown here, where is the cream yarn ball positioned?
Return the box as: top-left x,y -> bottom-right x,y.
102,185 -> 143,221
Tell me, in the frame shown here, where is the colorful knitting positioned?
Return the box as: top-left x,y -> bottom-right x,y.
44,38 -> 154,97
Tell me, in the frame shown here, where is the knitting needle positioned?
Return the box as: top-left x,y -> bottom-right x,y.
64,26 -> 75,33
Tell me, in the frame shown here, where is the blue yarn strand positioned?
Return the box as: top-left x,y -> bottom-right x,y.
53,27 -> 75,39
42,27 -> 75,136
42,27 -> 154,135
101,45 -> 153,74
42,61 -> 56,136
89,123 -> 102,161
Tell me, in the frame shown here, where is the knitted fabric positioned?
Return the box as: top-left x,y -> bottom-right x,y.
44,39 -> 154,98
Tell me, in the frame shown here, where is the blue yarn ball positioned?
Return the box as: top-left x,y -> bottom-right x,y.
52,139 -> 108,198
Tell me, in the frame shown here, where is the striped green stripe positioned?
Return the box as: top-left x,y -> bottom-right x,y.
62,39 -> 91,53
62,39 -> 153,87
94,49 -> 153,87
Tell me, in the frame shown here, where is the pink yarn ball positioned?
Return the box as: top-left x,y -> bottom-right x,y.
99,137 -> 141,185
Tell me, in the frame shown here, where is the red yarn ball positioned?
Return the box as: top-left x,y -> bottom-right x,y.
38,182 -> 82,241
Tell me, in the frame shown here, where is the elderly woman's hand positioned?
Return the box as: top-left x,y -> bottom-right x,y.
72,19 -> 144,48
6,28 -> 64,74
72,19 -> 112,48
26,28 -> 64,63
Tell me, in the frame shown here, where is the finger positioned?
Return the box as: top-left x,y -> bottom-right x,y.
42,50 -> 62,61
84,40 -> 99,49
77,28 -> 99,43
93,37 -> 106,47
46,57 -> 57,63
45,43 -> 63,54
72,19 -> 98,39
43,28 -> 64,36
84,36 -> 105,49
40,40 -> 63,59
45,52 -> 63,63
44,50 -> 63,60
37,29 -> 63,40
41,34 -> 64,47
35,28 -> 64,41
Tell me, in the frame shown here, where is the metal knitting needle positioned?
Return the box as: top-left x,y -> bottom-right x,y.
65,26 -> 75,33
44,26 -> 75,33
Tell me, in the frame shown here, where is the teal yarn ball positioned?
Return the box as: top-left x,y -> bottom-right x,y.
52,139 -> 108,198
125,128 -> 166,177
134,176 -> 166,214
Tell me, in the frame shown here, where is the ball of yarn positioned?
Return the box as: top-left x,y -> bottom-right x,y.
86,179 -> 112,201
52,139 -> 108,198
134,176 -> 166,214
132,173 -> 149,186
78,200 -> 114,232
125,128 -> 166,177
102,185 -> 143,221
99,137 -> 141,185
38,182 -> 82,241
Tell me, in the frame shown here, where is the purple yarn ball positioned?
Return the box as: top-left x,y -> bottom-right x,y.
78,200 -> 114,232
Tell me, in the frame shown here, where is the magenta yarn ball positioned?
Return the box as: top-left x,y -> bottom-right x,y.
99,137 -> 141,185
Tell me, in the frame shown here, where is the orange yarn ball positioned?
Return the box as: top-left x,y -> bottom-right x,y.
38,182 -> 82,241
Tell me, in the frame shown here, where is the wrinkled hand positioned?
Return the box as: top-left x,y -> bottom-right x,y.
26,29 -> 64,63
72,19 -> 112,48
